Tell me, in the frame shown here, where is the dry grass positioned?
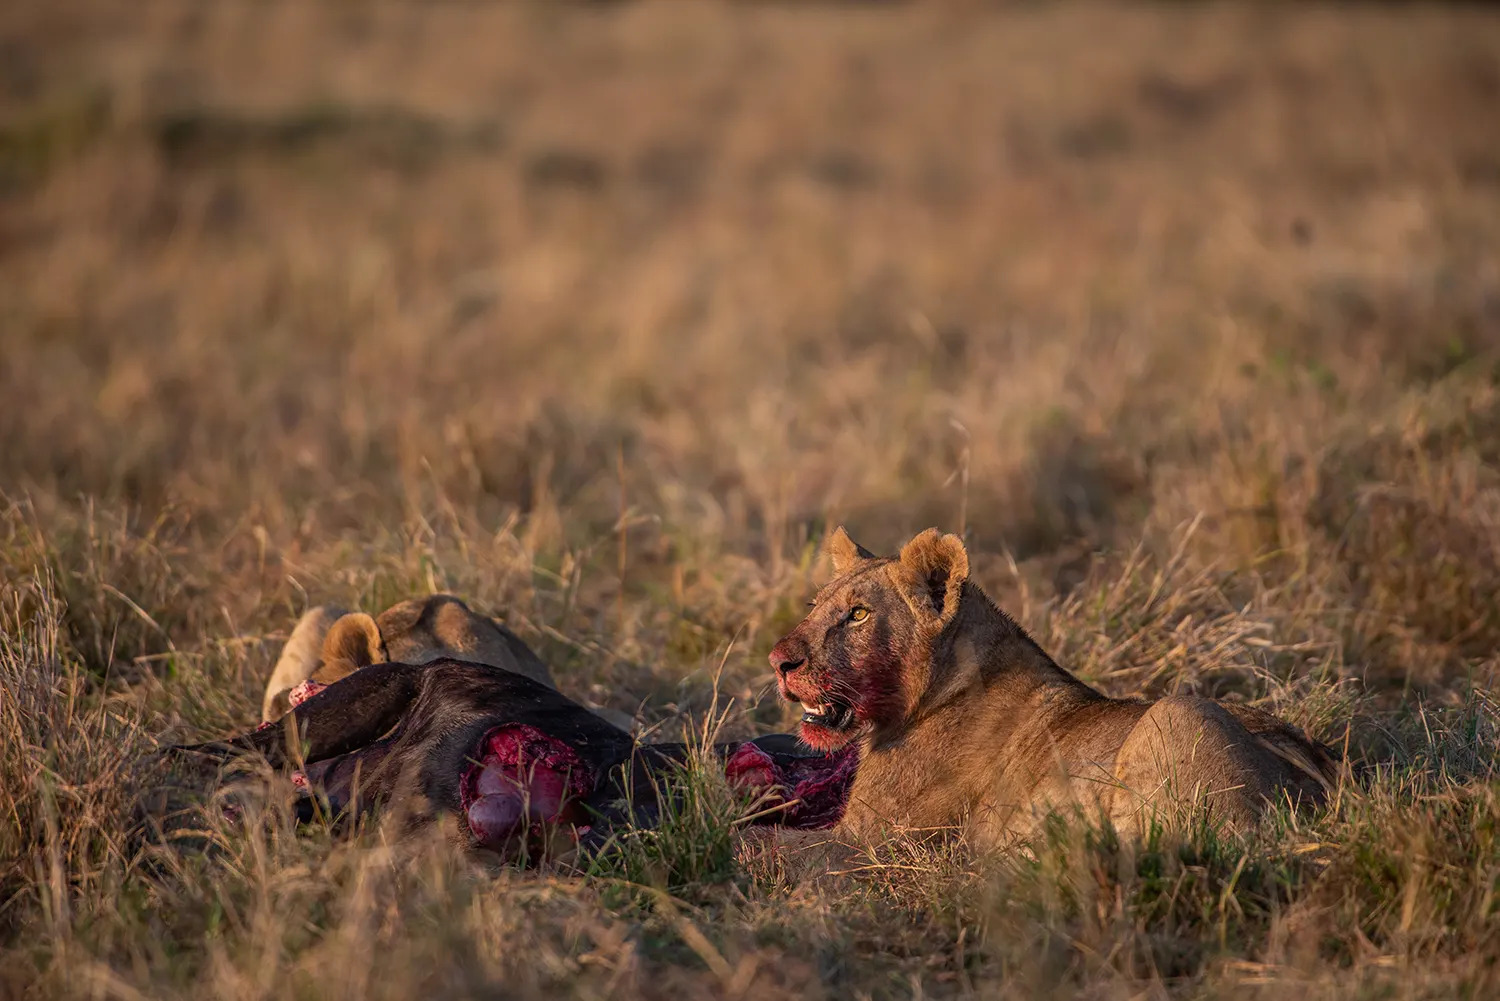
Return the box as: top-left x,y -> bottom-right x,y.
3,0 -> 1500,996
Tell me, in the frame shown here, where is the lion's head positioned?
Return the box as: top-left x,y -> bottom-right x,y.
262,595 -> 555,722
768,526 -> 971,751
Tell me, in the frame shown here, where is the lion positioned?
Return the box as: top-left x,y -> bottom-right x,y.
768,527 -> 1340,846
261,594 -> 555,722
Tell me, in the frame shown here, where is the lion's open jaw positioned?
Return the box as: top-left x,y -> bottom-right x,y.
800,700 -> 854,730
797,697 -> 858,749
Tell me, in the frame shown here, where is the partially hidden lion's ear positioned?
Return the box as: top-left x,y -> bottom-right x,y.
314,612 -> 386,684
826,526 -> 877,576
893,528 -> 970,630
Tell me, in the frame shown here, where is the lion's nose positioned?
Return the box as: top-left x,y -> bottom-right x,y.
773,655 -> 805,679
768,637 -> 806,682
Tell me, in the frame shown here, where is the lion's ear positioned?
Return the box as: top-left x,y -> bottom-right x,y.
894,529 -> 970,629
315,612 -> 386,682
826,526 -> 877,576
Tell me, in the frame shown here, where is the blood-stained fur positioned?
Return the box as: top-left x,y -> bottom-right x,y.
769,527 -> 1340,846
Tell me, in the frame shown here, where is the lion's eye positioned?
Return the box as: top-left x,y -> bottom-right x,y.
848,607 -> 870,624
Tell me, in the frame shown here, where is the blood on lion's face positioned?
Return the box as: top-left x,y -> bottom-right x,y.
768,562 -> 921,752
768,526 -> 972,752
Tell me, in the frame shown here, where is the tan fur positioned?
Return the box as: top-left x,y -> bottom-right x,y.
769,528 -> 1340,847
317,612 -> 385,685
261,606 -> 349,722
261,595 -> 555,722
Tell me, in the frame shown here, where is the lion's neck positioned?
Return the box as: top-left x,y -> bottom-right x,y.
918,585 -> 1096,717
841,587 -> 1102,839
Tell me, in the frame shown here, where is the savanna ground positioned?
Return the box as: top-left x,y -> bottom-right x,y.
3,0 -> 1500,997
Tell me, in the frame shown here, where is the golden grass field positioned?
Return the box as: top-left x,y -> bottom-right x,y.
4,0 -> 1500,997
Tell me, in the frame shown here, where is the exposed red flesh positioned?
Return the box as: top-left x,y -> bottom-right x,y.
274,703 -> 856,848
288,679 -> 328,708
467,792 -> 526,844
725,741 -> 858,829
725,743 -> 778,790
460,724 -> 594,851
781,743 -> 859,828
473,761 -> 521,798
253,679 -> 332,732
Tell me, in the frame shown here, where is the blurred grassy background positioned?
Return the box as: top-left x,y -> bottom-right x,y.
3,1 -> 1500,998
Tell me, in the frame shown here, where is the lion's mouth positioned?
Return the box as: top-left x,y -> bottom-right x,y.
800,699 -> 855,732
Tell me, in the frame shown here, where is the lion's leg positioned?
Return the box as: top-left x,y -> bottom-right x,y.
262,606 -> 349,722
1110,695 -> 1281,834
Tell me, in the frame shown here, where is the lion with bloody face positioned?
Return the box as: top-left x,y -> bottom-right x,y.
769,528 -> 1340,846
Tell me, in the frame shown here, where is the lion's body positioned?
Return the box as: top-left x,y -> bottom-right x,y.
261,595 -> 554,722
770,529 -> 1338,847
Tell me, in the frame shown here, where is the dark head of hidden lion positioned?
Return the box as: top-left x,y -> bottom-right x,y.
769,527 -> 1340,847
